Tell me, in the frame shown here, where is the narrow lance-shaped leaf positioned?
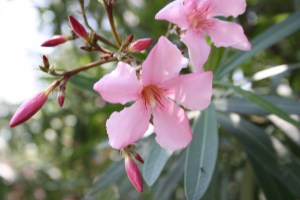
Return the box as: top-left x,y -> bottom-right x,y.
218,112 -> 300,197
215,82 -> 300,128
143,137 -> 172,186
185,104 -> 219,200
216,12 -> 300,78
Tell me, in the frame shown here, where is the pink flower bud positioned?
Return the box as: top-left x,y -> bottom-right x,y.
57,85 -> 66,107
41,35 -> 68,47
9,91 -> 48,127
129,38 -> 153,52
57,92 -> 65,107
125,157 -> 143,193
69,15 -> 89,39
133,152 -> 144,164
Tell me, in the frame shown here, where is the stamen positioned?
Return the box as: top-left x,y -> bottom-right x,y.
141,85 -> 165,109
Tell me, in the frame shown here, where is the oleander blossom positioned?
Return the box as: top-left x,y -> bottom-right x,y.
155,0 -> 252,72
93,36 -> 213,151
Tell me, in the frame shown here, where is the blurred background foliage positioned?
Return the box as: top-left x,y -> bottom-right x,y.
1,0 -> 300,199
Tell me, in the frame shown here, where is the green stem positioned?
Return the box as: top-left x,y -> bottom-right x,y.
50,57 -> 117,78
102,0 -> 122,47
95,33 -> 118,49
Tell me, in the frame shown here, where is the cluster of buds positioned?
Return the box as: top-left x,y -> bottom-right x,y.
121,145 -> 144,193
41,15 -> 89,47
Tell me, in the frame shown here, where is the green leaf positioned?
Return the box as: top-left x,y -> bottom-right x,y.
218,112 -> 300,197
85,160 -> 125,198
143,138 -> 172,187
216,12 -> 300,78
153,154 -> 185,200
248,154 -> 295,200
185,104 -> 219,200
214,96 -> 300,115
69,74 -> 99,93
216,82 -> 300,128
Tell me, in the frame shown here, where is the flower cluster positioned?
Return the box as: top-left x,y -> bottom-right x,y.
9,0 -> 250,193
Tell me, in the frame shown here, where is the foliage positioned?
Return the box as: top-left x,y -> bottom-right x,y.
1,0 -> 300,200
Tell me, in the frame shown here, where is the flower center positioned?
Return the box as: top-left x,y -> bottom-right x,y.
141,85 -> 165,109
188,7 -> 211,30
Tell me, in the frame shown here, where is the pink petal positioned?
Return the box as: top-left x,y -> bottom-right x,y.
106,100 -> 151,150
141,36 -> 188,85
206,19 -> 251,50
208,0 -> 247,18
153,99 -> 192,151
93,62 -> 142,104
155,0 -> 189,29
164,71 -> 213,110
181,30 -> 211,72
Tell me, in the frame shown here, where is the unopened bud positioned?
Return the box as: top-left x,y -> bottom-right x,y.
42,55 -> 50,69
129,38 -> 152,52
69,15 -> 89,39
41,35 -> 68,47
133,152 -> 144,164
125,157 -> 143,193
57,85 -> 66,107
9,91 -> 49,127
127,34 -> 134,44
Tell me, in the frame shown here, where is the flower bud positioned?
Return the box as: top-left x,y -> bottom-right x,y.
133,152 -> 144,164
57,85 -> 66,107
129,38 -> 153,52
9,91 -> 48,127
69,15 -> 89,39
125,157 -> 143,193
41,35 -> 68,47
42,55 -> 50,69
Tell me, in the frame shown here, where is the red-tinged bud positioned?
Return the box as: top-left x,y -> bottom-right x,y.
42,55 -> 50,69
41,35 -> 68,47
69,15 -> 89,39
57,85 -> 66,107
125,157 -> 143,193
9,92 -> 48,127
127,34 -> 134,44
133,152 -> 144,164
129,38 -> 153,52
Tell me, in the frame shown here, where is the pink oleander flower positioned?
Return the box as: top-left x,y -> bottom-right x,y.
9,91 -> 49,127
125,157 -> 143,193
129,38 -> 153,52
93,36 -> 213,151
68,15 -> 89,39
155,0 -> 252,72
41,35 -> 69,47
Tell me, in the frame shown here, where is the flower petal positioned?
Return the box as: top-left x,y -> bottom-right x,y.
164,71 -> 213,110
208,0 -> 247,18
93,62 -> 142,104
153,99 -> 192,151
155,0 -> 189,29
206,19 -> 251,50
106,100 -> 151,150
181,30 -> 211,72
141,36 -> 188,85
